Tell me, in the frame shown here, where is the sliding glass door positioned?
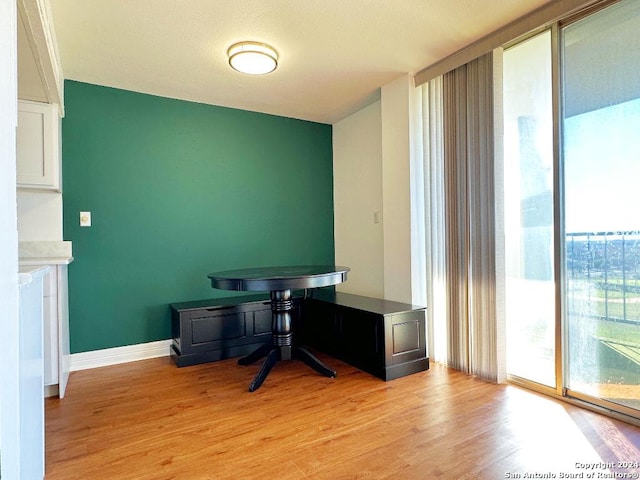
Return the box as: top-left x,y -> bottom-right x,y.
502,0 -> 640,419
562,0 -> 640,414
503,30 -> 556,388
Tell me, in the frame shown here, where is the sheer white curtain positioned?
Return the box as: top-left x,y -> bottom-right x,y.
420,52 -> 506,382
421,77 -> 447,366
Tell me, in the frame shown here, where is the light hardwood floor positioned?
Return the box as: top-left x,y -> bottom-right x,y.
45,354 -> 640,480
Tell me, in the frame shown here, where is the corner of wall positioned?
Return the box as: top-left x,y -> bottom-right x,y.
380,74 -> 414,304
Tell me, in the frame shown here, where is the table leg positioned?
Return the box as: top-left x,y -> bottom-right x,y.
239,289 -> 336,391
248,348 -> 280,392
237,342 -> 272,366
294,346 -> 337,378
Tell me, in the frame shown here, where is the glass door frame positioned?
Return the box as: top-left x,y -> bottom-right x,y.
505,0 -> 640,424
552,20 -> 565,401
557,1 -> 640,422
503,24 -> 562,400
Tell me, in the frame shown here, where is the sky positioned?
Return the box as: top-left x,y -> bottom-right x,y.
563,97 -> 640,234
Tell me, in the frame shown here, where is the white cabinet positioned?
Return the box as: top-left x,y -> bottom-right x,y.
18,267 -> 48,480
17,100 -> 61,191
40,264 -> 70,398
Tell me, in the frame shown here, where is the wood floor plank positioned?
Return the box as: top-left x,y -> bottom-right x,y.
45,355 -> 640,480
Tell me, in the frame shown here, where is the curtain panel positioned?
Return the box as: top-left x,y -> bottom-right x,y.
422,52 -> 505,382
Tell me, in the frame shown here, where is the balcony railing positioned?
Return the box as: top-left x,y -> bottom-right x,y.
566,230 -> 640,325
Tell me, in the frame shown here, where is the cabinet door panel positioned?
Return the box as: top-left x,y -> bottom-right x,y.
191,312 -> 246,344
16,100 -> 60,190
386,312 -> 427,366
252,308 -> 272,335
392,320 -> 421,355
17,109 -> 46,178
42,294 -> 58,385
58,265 -> 70,398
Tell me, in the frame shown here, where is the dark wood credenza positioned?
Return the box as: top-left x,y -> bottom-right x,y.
171,294 -> 276,367
302,291 -> 429,381
170,291 -> 428,380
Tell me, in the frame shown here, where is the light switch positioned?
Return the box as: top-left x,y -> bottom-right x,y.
80,211 -> 91,227
373,211 -> 381,224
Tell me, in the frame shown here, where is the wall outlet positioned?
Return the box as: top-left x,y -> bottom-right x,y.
80,211 -> 91,227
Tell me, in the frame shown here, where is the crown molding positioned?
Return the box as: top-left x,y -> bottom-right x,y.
17,0 -> 64,115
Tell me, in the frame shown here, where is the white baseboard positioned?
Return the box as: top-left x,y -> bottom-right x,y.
70,339 -> 172,371
44,384 -> 59,398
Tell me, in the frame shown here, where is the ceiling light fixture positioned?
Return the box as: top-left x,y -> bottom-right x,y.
227,41 -> 278,75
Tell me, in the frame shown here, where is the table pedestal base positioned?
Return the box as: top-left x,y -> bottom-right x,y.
238,343 -> 336,392
237,289 -> 336,392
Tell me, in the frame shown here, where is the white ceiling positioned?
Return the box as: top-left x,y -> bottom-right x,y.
48,0 -> 552,124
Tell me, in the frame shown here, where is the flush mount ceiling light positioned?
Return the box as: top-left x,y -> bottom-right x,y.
227,41 -> 278,75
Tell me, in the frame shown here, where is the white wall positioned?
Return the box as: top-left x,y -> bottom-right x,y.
17,191 -> 63,240
381,75 -> 415,304
0,0 -> 22,477
333,100 -> 384,297
333,74 -> 421,305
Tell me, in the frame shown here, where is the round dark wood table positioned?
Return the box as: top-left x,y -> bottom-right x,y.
208,265 -> 350,391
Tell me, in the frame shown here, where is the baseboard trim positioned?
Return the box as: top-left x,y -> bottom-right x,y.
70,339 -> 172,371
44,384 -> 59,398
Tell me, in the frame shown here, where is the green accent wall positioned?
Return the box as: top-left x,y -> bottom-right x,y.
62,81 -> 334,353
